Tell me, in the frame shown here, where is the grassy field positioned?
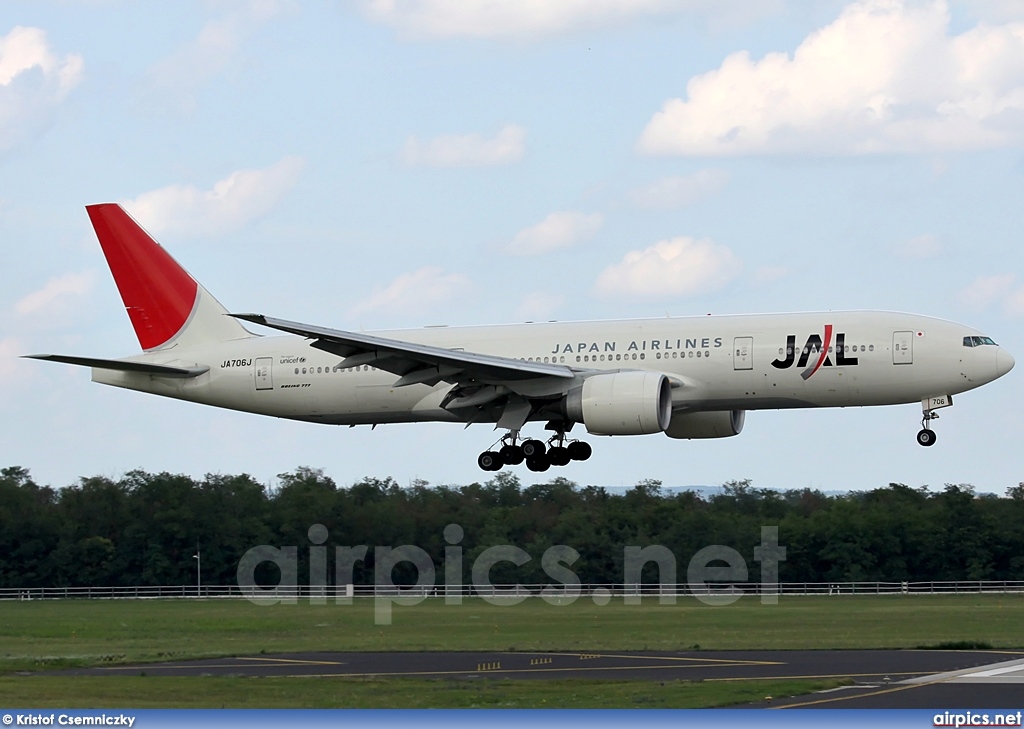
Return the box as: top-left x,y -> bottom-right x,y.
2,594 -> 1023,671
1,594 -> 1021,707
0,676 -> 848,709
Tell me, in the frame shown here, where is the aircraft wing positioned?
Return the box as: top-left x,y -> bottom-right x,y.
231,313 -> 577,388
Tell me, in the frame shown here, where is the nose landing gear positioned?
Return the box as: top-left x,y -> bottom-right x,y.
916,409 -> 939,447
477,427 -> 592,471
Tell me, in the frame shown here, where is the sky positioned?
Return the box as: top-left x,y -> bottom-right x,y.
2,0 -> 1023,495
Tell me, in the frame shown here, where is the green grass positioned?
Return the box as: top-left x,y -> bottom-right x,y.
2,594 -> 1023,673
1,594 -> 1019,708
0,676 -> 847,709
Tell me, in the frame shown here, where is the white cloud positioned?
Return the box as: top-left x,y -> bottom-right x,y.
958,273 -> 1016,309
1005,286 -> 1024,316
142,0 -> 285,113
15,271 -> 95,316
627,169 -> 729,209
516,291 -> 565,321
348,266 -> 470,318
507,211 -> 603,255
0,26 -> 83,152
402,124 -> 526,167
121,156 -> 305,237
900,233 -> 943,259
638,0 -> 1024,156
593,236 -> 741,300
361,0 -> 702,39
959,272 -> 1024,316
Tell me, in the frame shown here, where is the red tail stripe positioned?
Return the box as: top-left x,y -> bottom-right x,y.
86,204 -> 198,351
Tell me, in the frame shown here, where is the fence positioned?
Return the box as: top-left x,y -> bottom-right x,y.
3,580 -> 1024,601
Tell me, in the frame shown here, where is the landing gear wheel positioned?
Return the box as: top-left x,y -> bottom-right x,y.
521,439 -> 546,459
478,451 -> 504,471
547,446 -> 571,466
916,429 -> 937,447
567,441 -> 593,461
500,444 -> 525,465
526,455 -> 550,472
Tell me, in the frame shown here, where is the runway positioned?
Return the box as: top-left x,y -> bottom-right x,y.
757,654 -> 1024,708
63,648 -> 1024,706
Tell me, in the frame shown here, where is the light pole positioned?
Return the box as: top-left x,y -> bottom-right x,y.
193,541 -> 201,597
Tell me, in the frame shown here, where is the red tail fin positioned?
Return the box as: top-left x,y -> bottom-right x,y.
86,204 -> 249,351
87,204 -> 198,350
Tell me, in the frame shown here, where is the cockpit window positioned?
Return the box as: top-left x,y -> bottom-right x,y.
963,336 -> 998,347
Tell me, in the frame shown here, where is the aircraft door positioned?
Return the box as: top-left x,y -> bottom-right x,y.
733,337 -> 753,370
255,357 -> 273,390
892,331 -> 913,365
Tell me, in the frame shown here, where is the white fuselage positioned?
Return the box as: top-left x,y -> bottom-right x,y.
92,310 -> 1012,429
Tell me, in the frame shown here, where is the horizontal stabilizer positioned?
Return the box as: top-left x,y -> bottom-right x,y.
23,354 -> 209,378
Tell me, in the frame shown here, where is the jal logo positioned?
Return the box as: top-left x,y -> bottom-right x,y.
771,325 -> 858,380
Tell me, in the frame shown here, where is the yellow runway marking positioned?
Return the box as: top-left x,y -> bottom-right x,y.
569,651 -> 783,666
100,656 -> 347,670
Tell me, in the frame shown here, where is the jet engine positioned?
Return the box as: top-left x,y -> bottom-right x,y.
665,410 -> 745,439
564,371 -> 672,435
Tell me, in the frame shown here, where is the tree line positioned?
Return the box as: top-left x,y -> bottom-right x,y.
2,465 -> 1023,588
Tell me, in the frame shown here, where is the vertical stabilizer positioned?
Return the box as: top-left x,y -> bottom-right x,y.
86,203 -> 252,351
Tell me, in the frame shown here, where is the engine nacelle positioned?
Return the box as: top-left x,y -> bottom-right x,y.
665,410 -> 745,439
565,371 -> 672,435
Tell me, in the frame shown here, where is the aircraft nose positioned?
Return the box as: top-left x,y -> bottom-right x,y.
997,347 -> 1015,378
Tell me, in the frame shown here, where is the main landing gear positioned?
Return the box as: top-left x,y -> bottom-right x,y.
477,429 -> 592,472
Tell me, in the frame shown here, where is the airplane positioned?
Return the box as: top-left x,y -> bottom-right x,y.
26,204 -> 1015,472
